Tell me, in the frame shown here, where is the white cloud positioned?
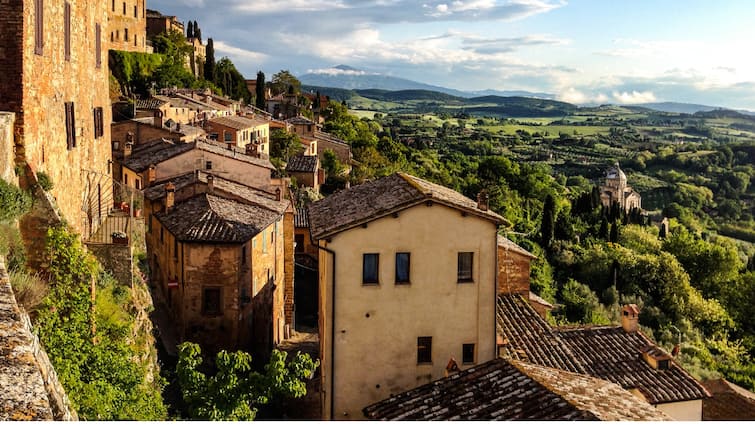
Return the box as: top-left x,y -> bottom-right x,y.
306,67 -> 373,76
213,41 -> 267,62
612,90 -> 656,104
558,87 -> 587,104
234,0 -> 347,13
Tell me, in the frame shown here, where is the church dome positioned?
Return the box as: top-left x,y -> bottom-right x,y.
606,162 -> 627,183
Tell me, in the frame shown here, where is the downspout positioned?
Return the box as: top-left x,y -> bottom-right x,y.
315,241 -> 336,420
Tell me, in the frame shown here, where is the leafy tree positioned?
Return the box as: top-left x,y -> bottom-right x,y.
270,129 -> 303,162
214,57 -> 251,102
255,71 -> 266,110
540,194 -> 555,248
270,70 -> 301,96
559,278 -> 607,324
204,38 -> 216,83
176,342 -> 318,420
152,30 -> 192,66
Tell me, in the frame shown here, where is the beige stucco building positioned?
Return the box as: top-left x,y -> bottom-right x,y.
308,172 -> 507,419
207,115 -> 270,156
600,162 -> 641,212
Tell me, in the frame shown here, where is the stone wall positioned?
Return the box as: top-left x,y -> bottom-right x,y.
18,163 -> 63,272
0,256 -> 77,421
107,0 -> 147,53
0,112 -> 16,183
86,243 -> 133,287
0,1 -> 24,130
497,247 -> 532,296
283,209 -> 295,330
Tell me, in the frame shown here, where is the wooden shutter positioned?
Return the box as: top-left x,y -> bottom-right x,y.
34,0 -> 43,55
95,24 -> 102,68
64,2 -> 71,61
93,107 -> 103,139
65,102 -> 76,150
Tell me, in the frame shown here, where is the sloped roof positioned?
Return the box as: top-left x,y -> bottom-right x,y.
145,171 -> 287,214
497,235 -> 537,259
155,193 -> 282,243
135,97 -> 168,110
362,358 -> 670,421
122,140 -> 194,173
209,115 -> 266,130
285,116 -> 315,126
557,326 -> 711,404
294,207 -> 309,228
702,378 -> 755,420
285,155 -> 318,173
497,294 -> 586,373
195,140 -> 274,170
308,172 -> 507,240
314,130 -> 350,147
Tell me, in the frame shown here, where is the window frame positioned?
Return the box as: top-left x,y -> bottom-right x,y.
417,336 -> 432,364
95,23 -> 102,68
457,252 -> 474,283
34,0 -> 44,55
201,287 -> 222,316
394,252 -> 410,284
462,343 -> 475,364
64,2 -> 71,61
65,102 -> 76,150
362,253 -> 379,285
93,106 -> 104,138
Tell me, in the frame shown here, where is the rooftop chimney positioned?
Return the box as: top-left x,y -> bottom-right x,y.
165,182 -> 175,212
477,189 -> 489,211
207,174 -> 214,194
275,187 -> 281,201
124,142 -> 133,158
147,164 -> 156,185
621,304 -> 640,333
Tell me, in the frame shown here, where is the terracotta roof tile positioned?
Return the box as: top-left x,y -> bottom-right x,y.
702,378 -> 755,420
497,235 -> 537,259
209,115 -> 267,130
285,155 -> 318,173
497,294 -> 586,373
135,97 -> 168,110
308,172 -> 506,240
294,207 -> 309,228
155,193 -> 282,243
122,140 -> 274,173
362,358 -> 670,421
557,326 -> 711,404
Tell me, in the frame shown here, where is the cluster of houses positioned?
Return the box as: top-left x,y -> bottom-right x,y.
1,0 -> 754,421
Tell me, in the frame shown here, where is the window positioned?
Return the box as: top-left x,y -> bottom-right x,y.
295,234 -> 304,253
202,287 -> 222,316
64,2 -> 71,61
462,344 -> 475,364
134,4 -> 137,17
65,102 -> 76,150
122,2 -> 126,14
205,161 -> 212,170
417,337 -> 432,364
395,252 -> 410,284
93,107 -> 104,138
34,0 -> 44,55
363,253 -> 379,284
95,24 -> 102,68
457,252 -> 473,283
123,174 -> 128,185
262,232 -> 267,253
124,28 -> 129,41
135,179 -> 141,190
112,0 -> 115,11
224,132 -> 232,142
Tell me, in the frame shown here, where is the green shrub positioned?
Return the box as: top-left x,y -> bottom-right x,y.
36,171 -> 53,191
0,179 -> 31,222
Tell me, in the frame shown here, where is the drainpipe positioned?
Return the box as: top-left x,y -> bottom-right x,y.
315,241 -> 336,420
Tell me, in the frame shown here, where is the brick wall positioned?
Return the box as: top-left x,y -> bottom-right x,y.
0,0 -> 24,130
497,247 -> 532,296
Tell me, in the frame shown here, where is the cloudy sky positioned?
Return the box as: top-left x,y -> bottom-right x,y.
149,0 -> 755,109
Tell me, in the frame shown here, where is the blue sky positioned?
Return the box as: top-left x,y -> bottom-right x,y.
149,0 -> 755,109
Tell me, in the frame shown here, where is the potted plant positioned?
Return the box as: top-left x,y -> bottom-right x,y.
111,231 -> 128,245
132,198 -> 143,217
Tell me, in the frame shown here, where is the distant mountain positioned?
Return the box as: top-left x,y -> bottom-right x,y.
299,65 -> 471,98
636,102 -> 721,114
469,89 -> 556,100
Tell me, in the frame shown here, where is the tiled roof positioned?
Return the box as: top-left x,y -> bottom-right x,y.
362,358 -> 670,421
308,172 -> 507,240
285,155 -> 318,173
209,115 -> 266,130
155,193 -> 281,243
173,93 -> 228,111
557,326 -> 711,404
314,130 -> 350,147
135,97 -> 168,110
294,207 -> 309,228
497,235 -> 537,259
195,140 -> 274,170
285,116 -> 315,126
153,95 -> 212,111
702,379 -> 755,420
122,140 -> 194,173
497,294 -> 586,373
145,171 -> 287,214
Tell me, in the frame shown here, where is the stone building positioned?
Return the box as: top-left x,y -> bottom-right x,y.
285,155 -> 321,192
207,115 -> 270,154
144,172 -> 289,353
308,172 -> 508,419
0,0 -> 113,238
600,162 -> 641,212
497,235 -> 552,318
145,9 -> 183,39
186,37 -> 205,78
107,0 -> 148,52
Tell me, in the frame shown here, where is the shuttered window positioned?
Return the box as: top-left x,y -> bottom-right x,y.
95,24 -> 102,68
65,102 -> 76,150
34,0 -> 43,55
64,2 -> 71,61
93,107 -> 104,139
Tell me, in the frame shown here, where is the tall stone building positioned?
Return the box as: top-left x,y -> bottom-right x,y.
600,162 -> 641,212
107,0 -> 148,53
0,0 -> 112,236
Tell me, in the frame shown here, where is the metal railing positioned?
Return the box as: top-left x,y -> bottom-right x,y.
81,170 -> 143,245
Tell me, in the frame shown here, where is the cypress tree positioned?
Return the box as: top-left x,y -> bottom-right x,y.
194,21 -> 201,43
186,21 -> 193,38
599,216 -> 609,240
540,194 -> 555,249
610,221 -> 619,243
204,38 -> 215,82
255,71 -> 266,110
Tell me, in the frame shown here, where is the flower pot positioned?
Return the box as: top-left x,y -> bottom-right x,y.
112,235 -> 129,245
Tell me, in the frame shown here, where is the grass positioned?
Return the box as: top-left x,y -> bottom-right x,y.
10,270 -> 48,315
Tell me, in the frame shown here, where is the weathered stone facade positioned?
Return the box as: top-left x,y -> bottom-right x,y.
0,113 -> 17,183
0,256 -> 77,421
107,0 -> 148,53
0,0 -> 113,238
86,243 -> 133,287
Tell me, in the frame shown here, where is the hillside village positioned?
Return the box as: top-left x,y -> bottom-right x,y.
1,0 -> 754,421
